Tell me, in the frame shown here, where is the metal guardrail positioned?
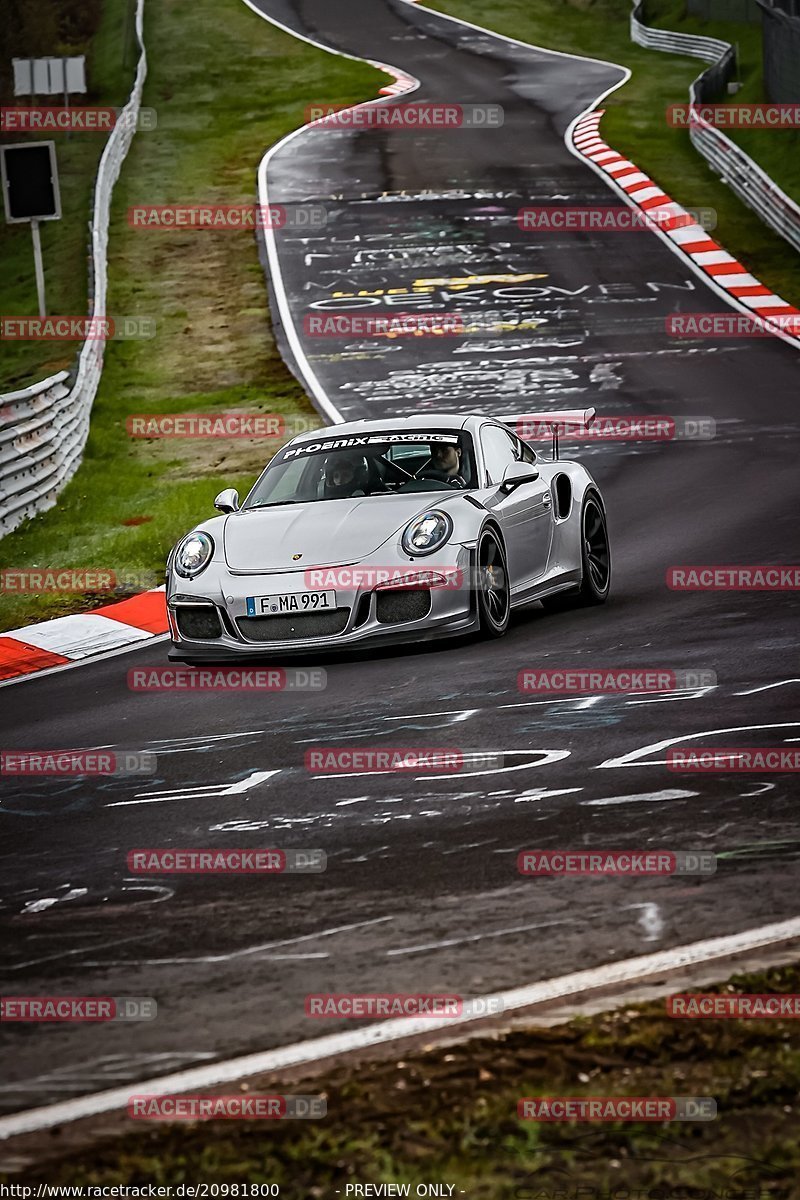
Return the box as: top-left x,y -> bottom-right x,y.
0,0 -> 148,539
630,0 -> 800,255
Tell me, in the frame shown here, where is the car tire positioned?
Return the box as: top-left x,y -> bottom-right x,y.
541,490 -> 611,611
476,529 -> 511,638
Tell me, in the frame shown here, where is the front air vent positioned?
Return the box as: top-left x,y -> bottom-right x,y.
175,605 -> 223,640
375,589 -> 432,624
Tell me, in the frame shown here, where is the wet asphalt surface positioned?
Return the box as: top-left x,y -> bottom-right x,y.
1,0 -> 799,1117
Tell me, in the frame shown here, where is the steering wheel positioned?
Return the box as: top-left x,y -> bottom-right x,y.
418,468 -> 467,489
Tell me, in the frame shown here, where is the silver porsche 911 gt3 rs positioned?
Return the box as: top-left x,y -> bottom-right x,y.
165,410 -> 610,661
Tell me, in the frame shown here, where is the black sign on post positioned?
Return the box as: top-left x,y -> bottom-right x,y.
0,142 -> 61,318
1,142 -> 61,223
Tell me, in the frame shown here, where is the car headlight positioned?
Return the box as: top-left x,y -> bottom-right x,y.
173,532 -> 214,579
401,511 -> 453,557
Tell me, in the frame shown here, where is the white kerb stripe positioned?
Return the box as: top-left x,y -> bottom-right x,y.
713,273 -> 760,287
740,295 -> 792,309
4,613 -> 153,659
626,186 -> 666,203
668,223 -> 711,244
614,172 -> 650,188
691,250 -> 738,265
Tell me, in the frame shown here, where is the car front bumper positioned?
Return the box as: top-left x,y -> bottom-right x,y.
166,545 -> 478,660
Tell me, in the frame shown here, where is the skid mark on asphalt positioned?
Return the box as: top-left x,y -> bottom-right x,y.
385,917 -> 577,957
105,915 -> 395,967
0,1052 -> 217,1101
5,934 -> 156,973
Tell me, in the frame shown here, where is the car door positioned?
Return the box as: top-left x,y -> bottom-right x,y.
478,424 -> 553,588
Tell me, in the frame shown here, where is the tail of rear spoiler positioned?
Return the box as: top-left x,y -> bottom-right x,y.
505,408 -> 596,461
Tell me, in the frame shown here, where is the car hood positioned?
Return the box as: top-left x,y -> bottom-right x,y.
222,494 -> 462,571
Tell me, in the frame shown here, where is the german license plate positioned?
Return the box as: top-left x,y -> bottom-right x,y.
246,591 -> 336,616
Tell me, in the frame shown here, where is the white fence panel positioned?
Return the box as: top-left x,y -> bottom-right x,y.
0,0 -> 148,538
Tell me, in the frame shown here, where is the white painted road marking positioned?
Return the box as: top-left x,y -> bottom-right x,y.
598,724 -> 800,768
106,770 -> 280,807
582,789 -> 698,806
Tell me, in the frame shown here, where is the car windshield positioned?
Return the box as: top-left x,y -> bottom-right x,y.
244,430 -> 477,508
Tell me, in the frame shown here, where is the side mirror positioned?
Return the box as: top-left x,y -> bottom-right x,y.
500,462 -> 539,493
214,488 -> 240,514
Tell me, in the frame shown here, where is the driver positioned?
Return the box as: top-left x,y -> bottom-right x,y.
426,440 -> 467,487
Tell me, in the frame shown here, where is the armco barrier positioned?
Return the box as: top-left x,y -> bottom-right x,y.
0,0 -> 147,539
631,0 -> 800,254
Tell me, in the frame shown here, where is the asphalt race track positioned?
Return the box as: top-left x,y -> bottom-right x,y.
1,0 -> 799,1118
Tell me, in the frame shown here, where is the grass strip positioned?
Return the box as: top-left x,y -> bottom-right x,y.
9,962 -> 800,1196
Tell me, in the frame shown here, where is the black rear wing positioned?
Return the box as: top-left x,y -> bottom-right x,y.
504,408 -> 597,460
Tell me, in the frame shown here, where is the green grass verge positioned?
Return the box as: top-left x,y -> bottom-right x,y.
647,0 -> 800,204
0,0 -> 382,633
427,0 -> 800,307
9,962 -> 800,1195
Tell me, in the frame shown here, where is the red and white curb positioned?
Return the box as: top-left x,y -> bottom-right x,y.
378,67 -> 417,96
570,110 -> 800,343
0,589 -> 168,685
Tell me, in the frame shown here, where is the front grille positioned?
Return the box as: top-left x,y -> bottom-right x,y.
236,608 -> 350,642
175,605 -> 223,640
375,589 -> 431,625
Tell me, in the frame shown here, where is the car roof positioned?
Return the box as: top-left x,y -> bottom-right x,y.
289,412 -> 490,445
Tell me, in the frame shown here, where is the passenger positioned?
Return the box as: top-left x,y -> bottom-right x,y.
323,455 -> 366,498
